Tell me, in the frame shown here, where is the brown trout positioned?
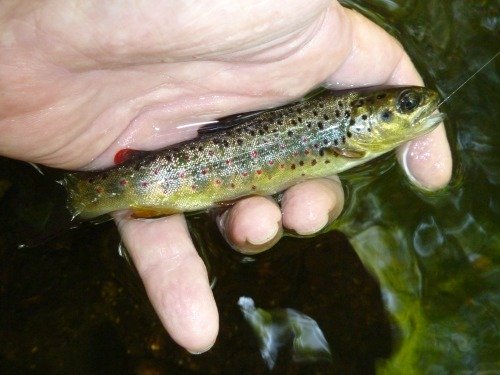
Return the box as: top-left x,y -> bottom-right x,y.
64,86 -> 443,219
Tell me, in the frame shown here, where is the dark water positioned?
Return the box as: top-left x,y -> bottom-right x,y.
0,1 -> 498,373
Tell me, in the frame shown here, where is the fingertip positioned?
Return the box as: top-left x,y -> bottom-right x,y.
218,196 -> 282,254
154,257 -> 219,354
397,124 -> 453,190
281,178 -> 344,235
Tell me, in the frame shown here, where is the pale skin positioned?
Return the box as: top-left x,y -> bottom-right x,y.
0,0 -> 452,353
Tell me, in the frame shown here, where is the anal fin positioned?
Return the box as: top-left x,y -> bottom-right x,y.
131,208 -> 180,218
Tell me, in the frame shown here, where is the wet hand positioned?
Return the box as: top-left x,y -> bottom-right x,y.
0,0 -> 451,353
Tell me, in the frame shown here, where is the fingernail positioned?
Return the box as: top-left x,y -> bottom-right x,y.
398,142 -> 424,188
187,341 -> 216,355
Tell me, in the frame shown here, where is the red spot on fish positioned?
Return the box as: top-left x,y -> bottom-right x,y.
141,182 -> 148,187
268,160 -> 274,165
119,179 -> 128,186
250,150 -> 258,158
179,172 -> 185,178
215,179 -> 221,185
226,159 -> 232,165
114,148 -> 142,165
95,186 -> 103,193
280,144 -> 285,149
256,169 -> 263,175
154,168 -> 160,175
242,172 -> 248,177
202,169 -> 207,175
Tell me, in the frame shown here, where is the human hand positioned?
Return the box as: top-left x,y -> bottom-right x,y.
0,0 -> 451,353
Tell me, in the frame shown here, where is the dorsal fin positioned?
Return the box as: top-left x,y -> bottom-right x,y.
197,109 -> 266,135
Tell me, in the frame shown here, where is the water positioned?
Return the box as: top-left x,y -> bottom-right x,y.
0,0 -> 498,373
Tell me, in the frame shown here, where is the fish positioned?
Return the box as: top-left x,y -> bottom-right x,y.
64,86 -> 444,220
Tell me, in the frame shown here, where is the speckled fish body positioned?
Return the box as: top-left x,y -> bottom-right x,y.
65,86 -> 443,219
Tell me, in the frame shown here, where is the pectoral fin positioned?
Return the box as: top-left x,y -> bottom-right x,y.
324,147 -> 366,159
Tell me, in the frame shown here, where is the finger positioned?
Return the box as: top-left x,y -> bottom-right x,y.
217,196 -> 283,254
327,9 -> 452,190
396,124 -> 452,190
113,212 -> 218,353
281,178 -> 344,235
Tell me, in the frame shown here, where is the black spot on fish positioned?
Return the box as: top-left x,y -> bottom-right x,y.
258,129 -> 264,135
362,114 -> 368,120
288,130 -> 294,137
166,155 -> 172,162
377,93 -> 387,99
323,114 -> 329,120
313,110 -> 318,116
319,149 -> 325,157
297,108 -> 302,114
317,122 -> 324,130
198,146 -> 204,152
299,160 -> 304,166
319,103 -> 324,108
368,128 -> 372,132
307,122 -> 312,128
278,120 -> 283,125
250,130 -> 256,136
334,139 -> 339,146
347,131 -> 352,138
349,119 -> 355,126
291,164 -> 296,170
344,110 -> 351,118
298,117 -> 303,123
323,139 -> 329,145
272,128 -> 278,133
213,138 -> 220,145
311,159 -> 317,166
325,159 -> 330,164
291,119 -> 297,125
263,124 -> 269,131
338,101 -> 343,107
381,110 -> 392,121
356,100 -> 364,107
223,140 -> 229,147
335,110 -> 341,118
237,139 -> 243,145
342,136 -> 346,144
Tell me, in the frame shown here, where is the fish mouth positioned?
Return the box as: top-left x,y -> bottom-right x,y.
416,111 -> 446,133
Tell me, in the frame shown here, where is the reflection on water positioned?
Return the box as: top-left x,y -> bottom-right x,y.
0,0 -> 499,373
238,296 -> 331,369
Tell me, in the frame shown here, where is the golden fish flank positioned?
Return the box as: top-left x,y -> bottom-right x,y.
65,86 -> 443,219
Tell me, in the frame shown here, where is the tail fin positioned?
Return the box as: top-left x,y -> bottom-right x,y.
0,158 -> 81,248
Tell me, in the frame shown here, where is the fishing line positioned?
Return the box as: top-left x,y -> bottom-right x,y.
437,50 -> 499,108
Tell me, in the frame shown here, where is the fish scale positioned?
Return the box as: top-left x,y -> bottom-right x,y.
64,86 -> 443,219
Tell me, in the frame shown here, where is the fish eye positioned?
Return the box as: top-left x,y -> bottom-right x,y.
397,89 -> 421,113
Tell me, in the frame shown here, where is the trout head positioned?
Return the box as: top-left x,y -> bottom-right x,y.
346,86 -> 444,152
